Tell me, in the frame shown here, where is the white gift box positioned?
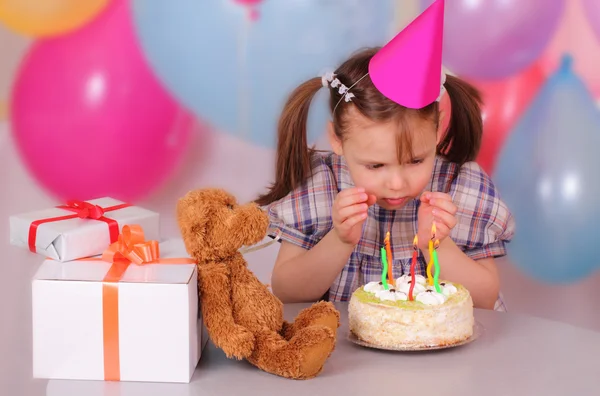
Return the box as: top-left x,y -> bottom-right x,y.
32,239 -> 206,383
10,197 -> 160,262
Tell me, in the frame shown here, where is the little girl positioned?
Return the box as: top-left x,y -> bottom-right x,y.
256,2 -> 514,311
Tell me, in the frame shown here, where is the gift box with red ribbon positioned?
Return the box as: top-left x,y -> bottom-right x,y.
10,197 -> 160,262
32,226 -> 206,383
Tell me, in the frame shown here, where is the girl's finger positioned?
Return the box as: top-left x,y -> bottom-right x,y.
338,203 -> 368,221
337,189 -> 368,208
430,198 -> 458,215
427,192 -> 453,201
341,212 -> 368,228
432,221 -> 451,239
432,209 -> 457,230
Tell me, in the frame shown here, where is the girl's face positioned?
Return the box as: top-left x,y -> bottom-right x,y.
329,107 -> 441,210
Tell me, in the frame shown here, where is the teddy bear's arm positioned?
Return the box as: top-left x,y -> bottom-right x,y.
198,263 -> 256,359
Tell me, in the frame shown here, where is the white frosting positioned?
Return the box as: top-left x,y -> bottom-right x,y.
396,274 -> 427,286
415,287 -> 447,305
364,281 -> 385,294
364,279 -> 458,305
440,282 -> 458,296
397,281 -> 426,295
375,288 -> 408,302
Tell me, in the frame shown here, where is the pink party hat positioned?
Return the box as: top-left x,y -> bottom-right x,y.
369,0 -> 445,109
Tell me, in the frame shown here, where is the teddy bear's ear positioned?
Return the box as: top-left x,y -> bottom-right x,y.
176,190 -> 210,258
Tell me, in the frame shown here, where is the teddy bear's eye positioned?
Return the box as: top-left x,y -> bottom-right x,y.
227,204 -> 234,210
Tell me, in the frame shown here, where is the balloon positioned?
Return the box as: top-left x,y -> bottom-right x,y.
234,0 -> 262,5
233,0 -> 262,21
131,0 -> 395,148
542,0 -> 600,102
0,0 -> 109,37
494,56 -> 600,284
11,0 -> 193,202
0,99 -> 6,121
420,0 -> 565,80
583,0 -> 600,42
472,63 -> 547,174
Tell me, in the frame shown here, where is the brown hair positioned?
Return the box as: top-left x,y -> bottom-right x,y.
256,47 -> 483,206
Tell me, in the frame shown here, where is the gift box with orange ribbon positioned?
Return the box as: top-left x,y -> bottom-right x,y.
10,197 -> 160,262
32,225 -> 207,383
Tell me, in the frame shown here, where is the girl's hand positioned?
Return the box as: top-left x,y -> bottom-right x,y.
332,187 -> 376,246
417,192 -> 458,250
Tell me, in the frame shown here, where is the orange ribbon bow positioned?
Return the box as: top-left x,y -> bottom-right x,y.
99,225 -> 195,381
102,224 -> 160,266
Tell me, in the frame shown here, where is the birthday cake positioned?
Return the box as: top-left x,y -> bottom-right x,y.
348,274 -> 474,349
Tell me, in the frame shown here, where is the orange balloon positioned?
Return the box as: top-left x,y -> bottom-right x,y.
0,99 -> 7,121
0,0 -> 109,37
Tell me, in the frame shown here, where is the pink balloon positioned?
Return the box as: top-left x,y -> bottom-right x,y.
582,0 -> 600,44
234,0 -> 262,5
11,0 -> 193,203
234,0 -> 262,20
541,0 -> 600,101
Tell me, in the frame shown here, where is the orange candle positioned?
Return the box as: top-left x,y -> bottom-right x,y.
384,231 -> 394,286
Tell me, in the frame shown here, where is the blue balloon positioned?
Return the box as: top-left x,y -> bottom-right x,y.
131,0 -> 395,148
494,56 -> 600,284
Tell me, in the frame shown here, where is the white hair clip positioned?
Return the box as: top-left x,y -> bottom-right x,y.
330,78 -> 341,88
436,72 -> 447,102
321,71 -> 336,88
344,92 -> 355,102
338,84 -> 349,95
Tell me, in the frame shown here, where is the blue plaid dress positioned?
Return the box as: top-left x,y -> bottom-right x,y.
263,152 -> 516,311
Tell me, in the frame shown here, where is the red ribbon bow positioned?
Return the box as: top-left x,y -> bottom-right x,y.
61,200 -> 106,220
28,200 -> 130,254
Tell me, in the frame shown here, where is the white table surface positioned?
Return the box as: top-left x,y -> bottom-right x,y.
6,301 -> 600,396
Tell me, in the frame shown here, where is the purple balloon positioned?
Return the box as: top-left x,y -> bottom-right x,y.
420,0 -> 565,79
582,0 -> 600,43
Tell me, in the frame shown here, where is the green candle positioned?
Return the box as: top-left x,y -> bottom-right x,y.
433,241 -> 441,293
380,247 -> 389,290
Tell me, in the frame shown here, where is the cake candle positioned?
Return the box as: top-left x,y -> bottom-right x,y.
380,246 -> 389,290
433,239 -> 441,293
384,231 -> 394,286
408,235 -> 418,301
426,223 -> 435,286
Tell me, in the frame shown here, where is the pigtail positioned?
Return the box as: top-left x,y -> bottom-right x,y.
255,77 -> 323,206
437,74 -> 483,165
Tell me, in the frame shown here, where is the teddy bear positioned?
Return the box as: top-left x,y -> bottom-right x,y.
176,188 -> 340,380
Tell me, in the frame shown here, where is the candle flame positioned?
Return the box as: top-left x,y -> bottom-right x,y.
434,239 -> 440,249
384,231 -> 390,244
413,234 -> 418,249
431,222 -> 436,239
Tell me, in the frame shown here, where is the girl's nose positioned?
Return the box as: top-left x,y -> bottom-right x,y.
386,171 -> 405,192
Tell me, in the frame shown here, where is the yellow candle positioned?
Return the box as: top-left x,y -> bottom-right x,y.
426,223 -> 436,286
427,239 -> 434,286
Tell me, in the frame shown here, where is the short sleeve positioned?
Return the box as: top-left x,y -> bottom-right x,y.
449,162 -> 516,260
262,155 -> 337,250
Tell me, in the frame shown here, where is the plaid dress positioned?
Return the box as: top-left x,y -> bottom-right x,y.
263,152 -> 516,311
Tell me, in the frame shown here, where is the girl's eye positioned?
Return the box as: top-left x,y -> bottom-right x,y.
366,164 -> 384,170
410,158 -> 424,165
